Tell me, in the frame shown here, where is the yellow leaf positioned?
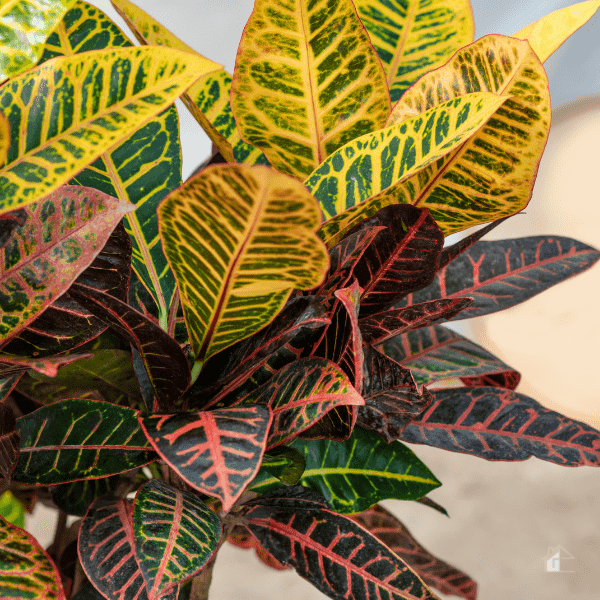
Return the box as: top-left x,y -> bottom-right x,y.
379,35 -> 551,236
355,0 -> 474,102
158,164 -> 329,362
231,0 -> 392,180
513,0 -> 600,63
0,45 -> 221,216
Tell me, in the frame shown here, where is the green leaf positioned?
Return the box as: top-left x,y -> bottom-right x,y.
0,394 -> 19,479
0,185 -> 132,344
0,515 -> 66,599
0,490 -> 24,527
307,92 -> 510,245
132,479 -> 221,599
158,164 -> 329,362
0,45 -> 220,216
355,0 -> 474,102
50,475 -> 120,517
231,0 -> 392,179
251,425 -> 440,513
0,0 -> 76,81
12,399 -> 155,485
261,446 -> 306,486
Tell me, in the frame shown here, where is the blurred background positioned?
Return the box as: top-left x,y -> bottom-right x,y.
21,1 -> 600,598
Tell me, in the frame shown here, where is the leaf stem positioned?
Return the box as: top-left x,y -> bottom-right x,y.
190,361 -> 203,385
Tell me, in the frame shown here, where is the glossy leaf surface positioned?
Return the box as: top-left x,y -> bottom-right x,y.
0,0 -> 75,81
242,487 -> 440,600
158,164 -> 329,362
399,236 -> 600,321
1,221 -> 132,357
352,505 -> 476,600
358,345 -> 431,443
132,479 -> 221,599
231,0 -> 391,179
240,357 -> 364,448
380,324 -> 517,386
0,515 -> 66,600
0,401 -> 19,479
51,476 -> 120,516
513,0 -> 600,63
355,0 -> 474,102
13,399 -> 154,485
41,2 -> 184,320
0,46 -> 219,216
400,387 -> 600,465
0,186 -> 132,344
67,284 -> 190,410
139,405 -> 272,511
79,497 -> 178,600
383,35 -> 550,235
359,298 -> 473,346
253,426 -> 440,513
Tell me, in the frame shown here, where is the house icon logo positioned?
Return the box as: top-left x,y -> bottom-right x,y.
544,546 -> 575,572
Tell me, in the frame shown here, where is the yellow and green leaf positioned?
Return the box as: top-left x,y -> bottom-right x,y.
41,1 -> 184,323
355,0 -> 474,102
0,112 -> 8,167
332,35 -> 550,239
0,45 -> 220,217
111,0 -> 269,166
158,164 -> 329,363
231,0 -> 392,180
0,490 -> 24,527
512,0 -> 600,63
0,0 -> 76,82
306,91 -> 509,245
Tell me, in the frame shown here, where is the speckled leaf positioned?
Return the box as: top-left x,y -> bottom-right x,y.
231,0 -> 392,179
139,405 -> 272,512
158,164 -> 329,362
307,92 -> 509,243
359,298 -> 473,346
242,486 -> 440,600
50,475 -> 120,516
513,0 -> 600,63
0,46 -> 219,217
0,113 -> 10,169
380,324 -> 518,386
252,425 -> 440,514
12,399 -> 155,485
398,387 -> 600,466
0,401 -> 19,479
352,505 -> 477,600
398,236 -> 600,321
132,479 -> 221,599
66,284 -> 190,411
79,496 -> 178,600
355,0 -> 474,102
358,345 -> 432,443
40,3 -> 187,323
239,357 -> 364,448
0,221 -> 131,358
0,0 -> 76,82
377,35 -> 551,236
0,186 -> 132,345
0,515 -> 66,599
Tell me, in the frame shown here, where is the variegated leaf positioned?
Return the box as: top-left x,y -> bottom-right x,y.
50,475 -> 120,516
0,353 -> 93,379
158,164 -> 329,362
380,35 -> 551,235
0,515 -> 66,599
0,0 -> 76,81
139,405 -> 272,512
307,92 -> 509,244
0,186 -> 132,344
355,0 -> 474,102
239,357 -> 364,448
513,0 -> 600,63
0,112 -> 9,167
0,490 -> 24,527
231,0 -> 392,179
227,524 -> 290,571
132,479 -> 221,599
0,401 -> 19,479
0,45 -> 220,216
111,0 -> 269,166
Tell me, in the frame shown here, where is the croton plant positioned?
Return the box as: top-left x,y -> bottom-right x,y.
0,0 -> 599,599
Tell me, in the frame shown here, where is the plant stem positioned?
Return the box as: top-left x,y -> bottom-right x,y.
190,361 -> 203,385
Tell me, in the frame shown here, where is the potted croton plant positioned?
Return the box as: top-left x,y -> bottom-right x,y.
0,0 -> 599,599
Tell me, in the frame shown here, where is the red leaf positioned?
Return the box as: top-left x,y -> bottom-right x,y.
0,353 -> 93,378
139,405 -> 272,512
399,387 -> 600,465
460,371 -> 521,390
228,524 -> 290,571
351,505 -> 477,600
